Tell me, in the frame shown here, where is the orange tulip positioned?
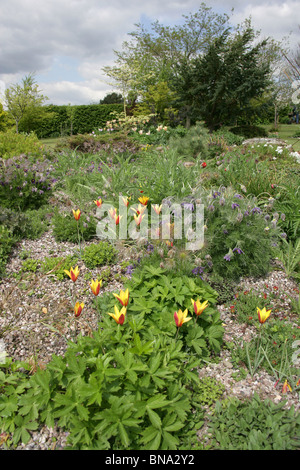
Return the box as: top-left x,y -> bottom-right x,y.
113,288 -> 129,307
282,380 -> 292,393
257,307 -> 272,324
94,198 -> 103,207
174,309 -> 192,327
191,298 -> 209,316
108,305 -> 127,325
138,196 -> 149,206
90,279 -> 102,296
72,209 -> 81,221
64,266 -> 80,282
74,301 -> 84,318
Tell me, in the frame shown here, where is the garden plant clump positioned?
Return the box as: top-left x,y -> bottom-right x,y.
1,65 -> 300,450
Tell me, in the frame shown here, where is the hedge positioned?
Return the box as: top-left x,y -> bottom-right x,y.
21,103 -> 124,138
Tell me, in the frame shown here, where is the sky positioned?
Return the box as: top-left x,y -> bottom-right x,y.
0,0 -> 299,106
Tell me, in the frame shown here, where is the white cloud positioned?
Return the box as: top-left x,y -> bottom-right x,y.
1,0 -> 299,105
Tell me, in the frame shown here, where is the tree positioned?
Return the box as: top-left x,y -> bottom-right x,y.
173,25 -> 272,131
100,92 -> 123,104
102,4 -> 231,114
4,74 -> 48,133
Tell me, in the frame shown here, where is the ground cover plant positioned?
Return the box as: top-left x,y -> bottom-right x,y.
0,117 -> 300,451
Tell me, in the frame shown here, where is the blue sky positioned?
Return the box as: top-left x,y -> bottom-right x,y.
0,0 -> 299,105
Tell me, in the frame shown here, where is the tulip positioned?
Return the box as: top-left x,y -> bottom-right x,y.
64,266 -> 80,282
109,207 -> 117,219
174,309 -> 192,327
114,214 -> 122,225
90,279 -> 102,296
113,288 -> 129,307
257,306 -> 272,324
131,204 -> 146,216
94,198 -> 102,207
282,380 -> 292,393
202,162 -> 207,168
191,298 -> 208,316
72,209 -> 81,221
134,213 -> 145,226
108,305 -> 127,325
138,196 -> 149,206
152,204 -> 162,215
122,196 -> 130,207
74,301 -> 84,318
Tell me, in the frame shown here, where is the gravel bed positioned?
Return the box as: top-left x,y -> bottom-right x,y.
0,230 -> 299,449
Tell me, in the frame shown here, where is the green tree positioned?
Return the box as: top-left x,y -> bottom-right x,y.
102,4 -> 231,113
100,92 -> 123,104
173,25 -> 272,131
4,74 -> 48,133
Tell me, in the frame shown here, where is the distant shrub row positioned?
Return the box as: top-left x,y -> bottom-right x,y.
19,103 -> 123,138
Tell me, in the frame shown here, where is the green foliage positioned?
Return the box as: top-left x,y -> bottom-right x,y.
82,241 -> 117,269
0,206 -> 51,241
168,122 -> 210,160
57,133 -> 140,155
21,258 -> 39,273
229,125 -> 269,138
0,154 -> 55,210
0,315 -> 206,450
31,104 -> 124,138
40,255 -> 78,280
4,74 -> 48,134
233,319 -> 300,379
0,129 -> 43,159
0,225 -> 15,277
52,211 -> 97,243
205,393 -> 300,450
194,186 -> 281,280
277,238 -> 300,280
197,377 -> 225,408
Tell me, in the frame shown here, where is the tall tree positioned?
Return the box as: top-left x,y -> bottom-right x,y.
4,74 -> 47,133
102,4 -> 231,110
173,25 -> 272,131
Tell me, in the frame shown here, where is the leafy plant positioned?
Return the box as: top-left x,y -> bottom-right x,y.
0,129 -> 43,159
52,211 -> 97,243
277,238 -> 300,280
82,241 -> 117,269
40,255 -> 78,280
204,393 -> 300,450
0,154 -> 55,210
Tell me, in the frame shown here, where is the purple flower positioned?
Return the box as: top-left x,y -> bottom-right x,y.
233,247 -> 244,254
231,203 -> 240,210
224,254 -> 231,261
252,207 -> 261,214
234,193 -> 243,199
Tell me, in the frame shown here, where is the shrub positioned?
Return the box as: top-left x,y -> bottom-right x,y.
82,241 -> 117,269
0,155 -> 55,210
204,393 -> 300,450
229,125 -> 268,138
168,122 -> 210,160
0,129 -> 43,159
192,186 -> 281,280
0,206 -> 51,241
52,211 -> 97,243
